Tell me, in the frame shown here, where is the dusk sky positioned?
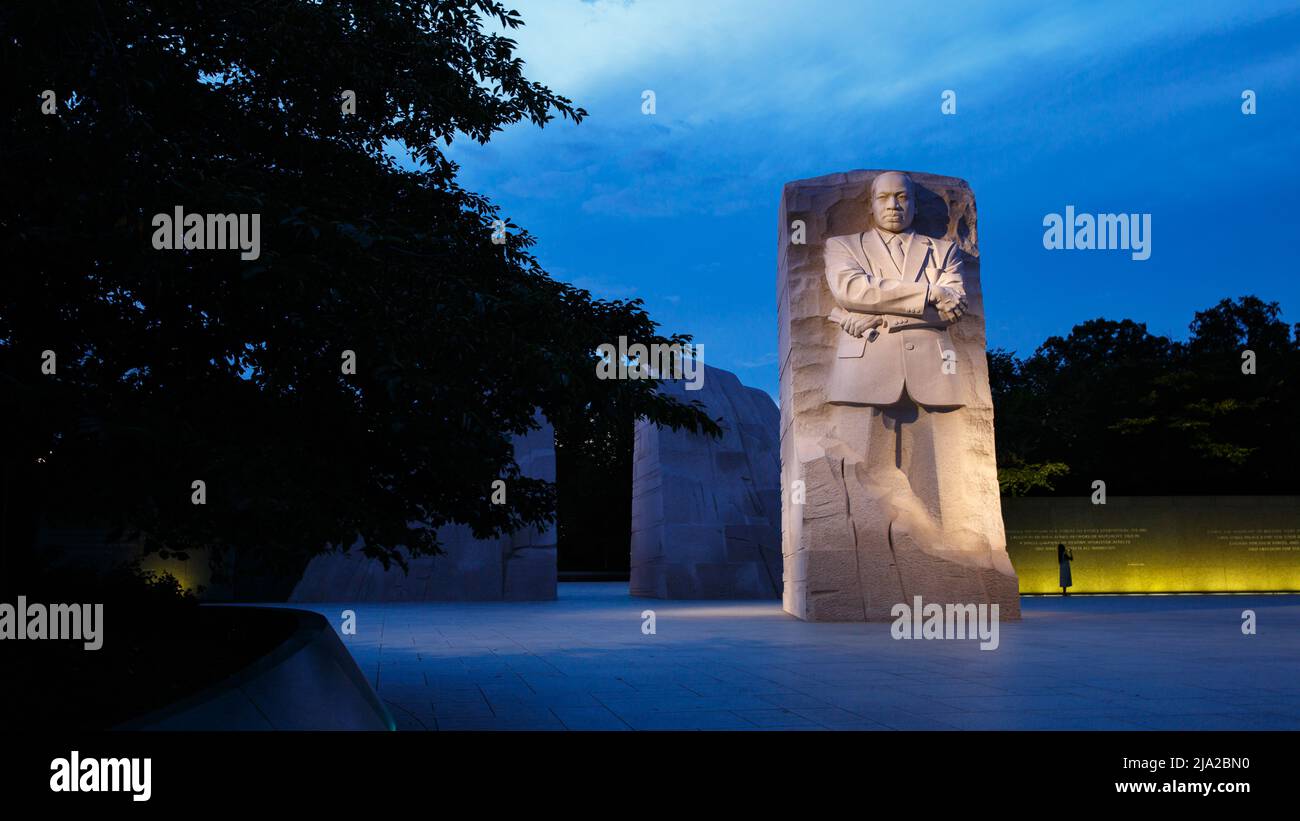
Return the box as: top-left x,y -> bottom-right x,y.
435,0 -> 1300,399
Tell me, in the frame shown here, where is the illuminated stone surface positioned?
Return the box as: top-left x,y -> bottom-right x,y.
778,170 -> 1019,621
630,364 -> 782,599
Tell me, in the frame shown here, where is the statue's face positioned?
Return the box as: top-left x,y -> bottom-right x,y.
871,172 -> 914,233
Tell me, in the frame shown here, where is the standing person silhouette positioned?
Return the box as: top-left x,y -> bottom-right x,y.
1057,542 -> 1073,596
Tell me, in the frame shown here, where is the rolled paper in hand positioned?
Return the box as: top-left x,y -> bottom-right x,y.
828,307 -> 885,340
828,306 -> 884,328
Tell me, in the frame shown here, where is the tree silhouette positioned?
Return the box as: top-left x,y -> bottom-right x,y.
0,0 -> 718,590
992,296 -> 1299,496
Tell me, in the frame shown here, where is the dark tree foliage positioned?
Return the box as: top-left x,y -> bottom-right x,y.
554,408 -> 635,576
0,0 -> 719,588
991,296 -> 1300,496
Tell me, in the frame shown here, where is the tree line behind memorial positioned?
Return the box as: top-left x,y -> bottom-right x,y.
990,295 -> 1300,497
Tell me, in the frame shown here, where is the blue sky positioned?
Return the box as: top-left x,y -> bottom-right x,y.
438,0 -> 1300,399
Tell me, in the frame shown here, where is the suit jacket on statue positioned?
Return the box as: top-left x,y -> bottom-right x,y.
823,229 -> 966,408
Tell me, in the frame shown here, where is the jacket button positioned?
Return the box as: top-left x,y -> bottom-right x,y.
904,342 -> 915,351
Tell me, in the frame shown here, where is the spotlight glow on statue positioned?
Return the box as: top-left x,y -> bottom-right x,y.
777,169 -> 1020,622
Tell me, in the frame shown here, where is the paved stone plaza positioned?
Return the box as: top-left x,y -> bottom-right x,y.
279,584 -> 1300,731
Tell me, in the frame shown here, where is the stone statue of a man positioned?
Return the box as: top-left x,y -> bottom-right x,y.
778,168 -> 1020,622
824,171 -> 968,408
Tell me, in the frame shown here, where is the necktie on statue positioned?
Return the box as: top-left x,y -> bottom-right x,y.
889,236 -> 906,275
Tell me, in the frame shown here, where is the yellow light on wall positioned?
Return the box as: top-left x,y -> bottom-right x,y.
1004,496 -> 1300,594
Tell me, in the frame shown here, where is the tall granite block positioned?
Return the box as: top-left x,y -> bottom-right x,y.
630,364 -> 783,598
777,170 -> 1020,621
289,419 -> 557,602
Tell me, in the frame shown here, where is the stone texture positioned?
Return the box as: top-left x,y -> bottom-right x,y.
778,170 -> 1020,621
630,364 -> 782,599
290,419 -> 556,602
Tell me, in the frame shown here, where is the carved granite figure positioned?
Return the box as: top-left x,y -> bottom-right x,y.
824,171 -> 968,407
778,169 -> 1020,621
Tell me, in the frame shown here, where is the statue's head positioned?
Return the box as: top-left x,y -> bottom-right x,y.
870,171 -> 915,233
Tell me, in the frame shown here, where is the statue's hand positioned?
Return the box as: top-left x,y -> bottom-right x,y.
931,286 -> 967,321
839,311 -> 882,338
939,301 -> 967,322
